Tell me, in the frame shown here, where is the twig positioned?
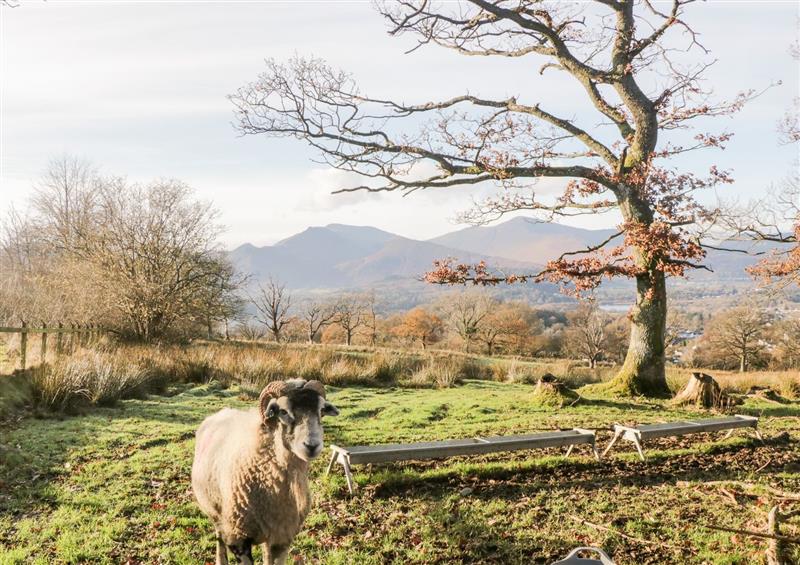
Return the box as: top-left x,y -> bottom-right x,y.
756,459 -> 772,473
569,515 -> 689,552
719,487 -> 741,506
703,523 -> 800,545
767,505 -> 784,565
676,480 -> 800,501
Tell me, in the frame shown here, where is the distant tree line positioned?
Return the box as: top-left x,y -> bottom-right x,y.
238,285 -> 632,368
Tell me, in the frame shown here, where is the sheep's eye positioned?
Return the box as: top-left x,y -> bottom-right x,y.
279,409 -> 288,417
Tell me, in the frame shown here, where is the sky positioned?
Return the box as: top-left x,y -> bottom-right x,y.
1,0 -> 798,248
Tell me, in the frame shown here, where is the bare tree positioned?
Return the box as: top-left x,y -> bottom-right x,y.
1,158 -> 241,341
237,320 -> 266,341
564,301 -> 607,369
85,179 -> 228,341
301,298 -> 338,343
197,258 -> 247,340
363,290 -> 380,346
441,292 -> 492,352
334,294 -> 364,346
231,1 -> 760,396
250,278 -> 292,343
31,156 -> 99,253
706,306 -> 770,372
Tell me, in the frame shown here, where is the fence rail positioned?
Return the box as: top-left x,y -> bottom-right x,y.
0,322 -> 105,371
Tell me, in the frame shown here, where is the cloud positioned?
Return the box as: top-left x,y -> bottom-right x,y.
297,168 -> 391,211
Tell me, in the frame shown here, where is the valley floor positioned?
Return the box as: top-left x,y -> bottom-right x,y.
1,381 -> 798,564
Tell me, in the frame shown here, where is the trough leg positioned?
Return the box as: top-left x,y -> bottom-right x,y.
341,455 -> 356,495
723,429 -> 735,440
591,440 -> 601,461
632,434 -> 646,462
325,450 -> 337,475
564,444 -> 575,458
753,427 -> 764,443
602,428 -> 622,457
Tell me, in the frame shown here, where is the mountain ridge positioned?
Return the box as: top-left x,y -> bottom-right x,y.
230,218 -> 780,291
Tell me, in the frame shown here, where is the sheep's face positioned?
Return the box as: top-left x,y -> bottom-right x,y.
265,388 -> 339,461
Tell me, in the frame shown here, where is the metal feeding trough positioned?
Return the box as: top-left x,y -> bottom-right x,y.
552,547 -> 615,565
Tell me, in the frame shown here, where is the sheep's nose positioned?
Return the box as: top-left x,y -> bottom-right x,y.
304,441 -> 320,453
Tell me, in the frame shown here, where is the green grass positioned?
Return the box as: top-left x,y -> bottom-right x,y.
1,380 -> 798,564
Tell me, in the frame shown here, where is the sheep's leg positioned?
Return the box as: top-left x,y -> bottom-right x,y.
215,531 -> 229,565
228,539 -> 254,565
263,544 -> 288,565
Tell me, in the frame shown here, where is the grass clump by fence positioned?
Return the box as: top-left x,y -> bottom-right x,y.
27,350 -> 170,413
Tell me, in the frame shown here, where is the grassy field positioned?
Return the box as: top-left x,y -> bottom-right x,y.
1,379 -> 798,564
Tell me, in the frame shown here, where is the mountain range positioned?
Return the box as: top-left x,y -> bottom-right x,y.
229,217 -> 777,293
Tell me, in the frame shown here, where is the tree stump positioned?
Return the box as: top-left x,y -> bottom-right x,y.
671,372 -> 740,409
531,373 -> 580,408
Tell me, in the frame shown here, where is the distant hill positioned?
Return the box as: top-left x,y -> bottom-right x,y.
429,217 -> 617,265
230,218 -> 790,303
230,223 -> 536,290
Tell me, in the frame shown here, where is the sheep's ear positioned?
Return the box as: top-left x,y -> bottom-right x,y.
322,402 -> 339,417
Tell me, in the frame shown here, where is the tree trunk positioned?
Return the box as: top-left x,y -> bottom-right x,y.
604,269 -> 670,396
740,347 -> 747,372
589,357 -> 596,369
346,329 -> 352,346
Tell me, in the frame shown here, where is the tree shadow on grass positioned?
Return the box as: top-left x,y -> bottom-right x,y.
738,403 -> 800,418
575,397 -> 653,411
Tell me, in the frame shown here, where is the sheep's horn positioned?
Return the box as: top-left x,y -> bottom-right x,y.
259,380 -> 289,422
303,380 -> 326,398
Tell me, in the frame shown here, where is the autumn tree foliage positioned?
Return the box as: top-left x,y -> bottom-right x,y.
393,307 -> 444,349
230,0 -> 758,395
477,304 -> 528,355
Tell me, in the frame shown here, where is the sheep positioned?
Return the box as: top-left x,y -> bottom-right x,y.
191,378 -> 339,565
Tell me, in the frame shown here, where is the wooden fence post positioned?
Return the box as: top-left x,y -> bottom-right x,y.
56,322 -> 64,356
69,323 -> 76,354
19,320 -> 28,371
40,321 -> 48,365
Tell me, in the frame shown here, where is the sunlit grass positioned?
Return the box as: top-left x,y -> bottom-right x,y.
1,379 -> 798,564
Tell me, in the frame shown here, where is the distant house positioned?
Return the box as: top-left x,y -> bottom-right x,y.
676,330 -> 701,341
